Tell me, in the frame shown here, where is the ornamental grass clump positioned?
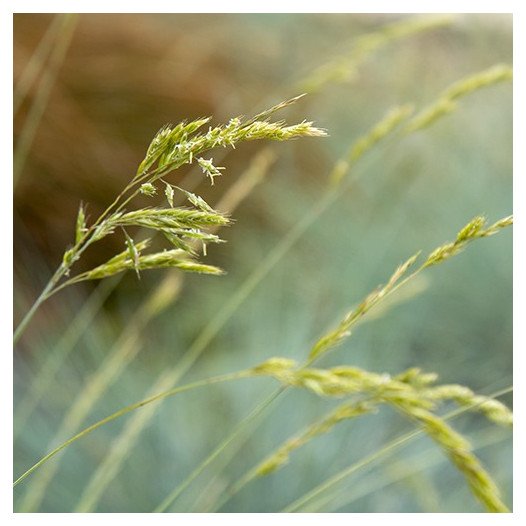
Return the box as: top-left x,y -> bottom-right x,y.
55,59 -> 510,514
14,14 -> 512,513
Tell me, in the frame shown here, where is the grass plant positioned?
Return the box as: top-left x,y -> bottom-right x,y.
14,14 -> 512,513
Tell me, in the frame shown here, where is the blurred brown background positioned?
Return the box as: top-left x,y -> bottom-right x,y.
14,14 -> 331,272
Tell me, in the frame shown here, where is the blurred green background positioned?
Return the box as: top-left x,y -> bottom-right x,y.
13,13 -> 512,512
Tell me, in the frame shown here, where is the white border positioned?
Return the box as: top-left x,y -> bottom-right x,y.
0,0 -> 522,14
4,1 -> 523,524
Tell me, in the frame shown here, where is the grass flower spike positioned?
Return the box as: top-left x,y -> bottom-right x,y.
14,96 -> 325,343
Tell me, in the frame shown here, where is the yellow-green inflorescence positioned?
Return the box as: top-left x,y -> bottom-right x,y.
406,64 -> 512,133
250,357 -> 512,512
58,96 -> 326,288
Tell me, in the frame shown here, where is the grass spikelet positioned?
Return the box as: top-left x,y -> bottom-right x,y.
137,119 -> 212,176
74,203 -> 87,245
122,228 -> 141,279
424,215 -> 513,267
251,357 -> 297,376
164,182 -> 174,207
443,63 -> 513,100
113,207 -> 230,230
406,64 -> 512,133
82,239 -> 151,278
174,186 -> 216,214
84,249 -> 224,280
425,385 -> 513,426
253,361 -> 421,401
394,367 -> 438,387
139,182 -> 157,196
197,157 -> 225,185
396,404 -> 509,512
479,215 -> 513,236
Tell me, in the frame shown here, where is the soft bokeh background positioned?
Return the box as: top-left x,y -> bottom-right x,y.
13,13 -> 512,512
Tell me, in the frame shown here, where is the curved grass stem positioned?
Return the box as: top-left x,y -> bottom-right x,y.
13,265 -> 65,344
13,369 -> 254,488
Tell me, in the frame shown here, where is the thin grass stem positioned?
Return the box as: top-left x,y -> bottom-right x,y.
13,14 -> 78,187
152,388 -> 285,512
13,369 -> 254,488
14,15 -> 64,114
14,278 -> 119,437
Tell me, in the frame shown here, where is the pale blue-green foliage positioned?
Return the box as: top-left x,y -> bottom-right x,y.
14,14 -> 511,512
